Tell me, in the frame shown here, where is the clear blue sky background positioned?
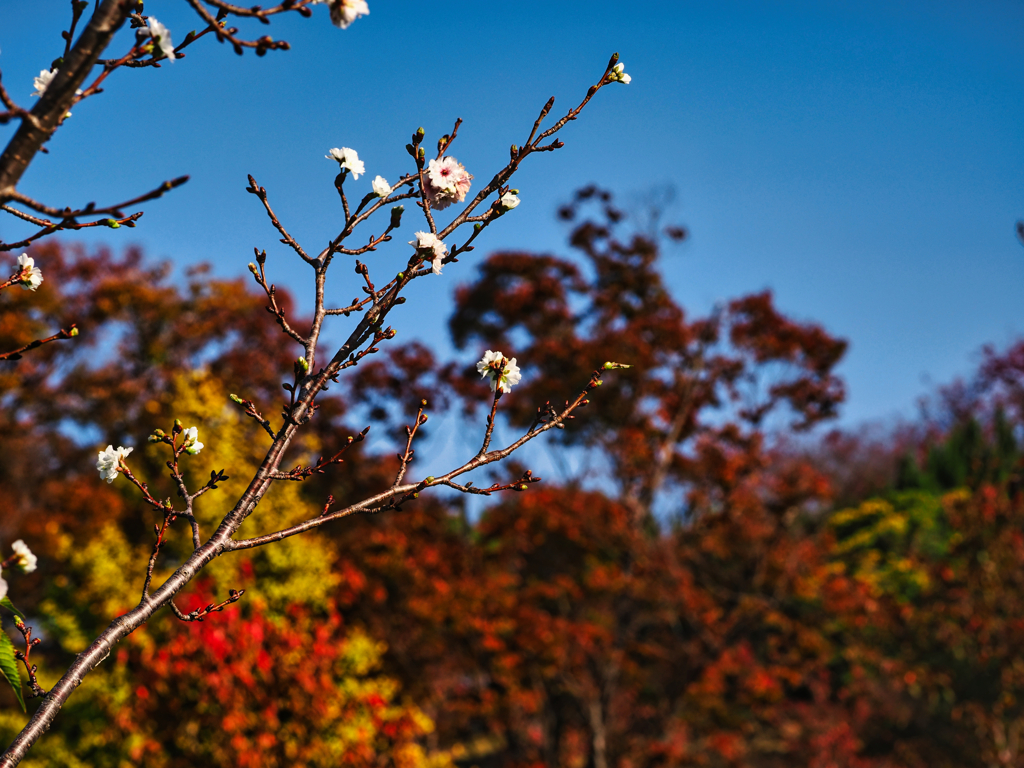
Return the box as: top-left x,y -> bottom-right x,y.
3,0 -> 1023,428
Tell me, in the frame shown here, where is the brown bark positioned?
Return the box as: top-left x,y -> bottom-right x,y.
0,0 -> 132,201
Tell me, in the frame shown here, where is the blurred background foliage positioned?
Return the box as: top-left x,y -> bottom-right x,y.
3,189 -> 1024,767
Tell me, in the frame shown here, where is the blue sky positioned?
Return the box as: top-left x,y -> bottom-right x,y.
3,0 -> 1023,428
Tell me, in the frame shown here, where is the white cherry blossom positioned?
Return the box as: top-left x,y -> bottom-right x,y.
326,147 -> 365,179
609,62 -> 631,84
143,17 -> 176,60
31,67 -> 83,101
182,426 -> 205,456
11,540 -> 37,574
31,69 -> 54,97
371,175 -> 392,197
16,253 -> 43,291
316,0 -> 369,29
409,231 -> 448,275
476,350 -> 522,394
96,445 -> 133,484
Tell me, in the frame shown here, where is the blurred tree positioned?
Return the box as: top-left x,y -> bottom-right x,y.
449,185 -> 846,521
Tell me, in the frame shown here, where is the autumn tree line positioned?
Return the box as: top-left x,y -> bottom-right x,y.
1,187 -> 1022,768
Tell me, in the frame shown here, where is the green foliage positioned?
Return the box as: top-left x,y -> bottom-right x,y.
0,599 -> 24,622
0,629 -> 24,713
897,409 -> 1020,493
830,490 -> 953,601
0,598 -> 26,711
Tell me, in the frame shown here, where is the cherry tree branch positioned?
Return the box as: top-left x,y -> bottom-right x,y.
0,55 -> 628,768
0,325 -> 78,362
226,370 -> 603,551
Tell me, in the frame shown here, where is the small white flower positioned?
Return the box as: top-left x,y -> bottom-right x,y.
31,69 -> 54,97
323,0 -> 369,29
182,426 -> 204,456
0,569 -> 6,603
31,68 -> 83,100
371,175 -> 392,198
10,540 -> 37,574
409,231 -> 448,275
609,62 -> 631,84
326,147 -> 365,179
476,350 -> 522,394
499,191 -> 520,211
96,445 -> 133,484
143,17 -> 176,60
15,253 -> 43,291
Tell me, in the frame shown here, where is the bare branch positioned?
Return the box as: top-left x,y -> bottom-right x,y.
170,588 -> 245,622
227,370 -> 605,551
393,401 -> 429,489
0,325 -> 78,362
246,175 -> 314,264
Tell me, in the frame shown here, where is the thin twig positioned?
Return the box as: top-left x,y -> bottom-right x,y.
227,370 -> 604,551
393,401 -> 428,488
0,326 -> 78,362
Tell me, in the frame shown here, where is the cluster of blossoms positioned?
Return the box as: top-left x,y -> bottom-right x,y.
325,144 -> 519,278
409,231 -> 448,275
326,148 -> 395,198
141,16 -> 176,61
477,350 -> 522,394
96,445 -> 132,484
607,62 -> 631,84
424,156 -> 473,210
15,254 -> 43,291
311,0 -> 369,29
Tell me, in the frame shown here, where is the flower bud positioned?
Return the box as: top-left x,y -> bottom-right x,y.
297,356 -> 309,372
69,327 -> 79,337
499,191 -> 520,211
390,206 -> 404,229
229,394 -> 244,404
